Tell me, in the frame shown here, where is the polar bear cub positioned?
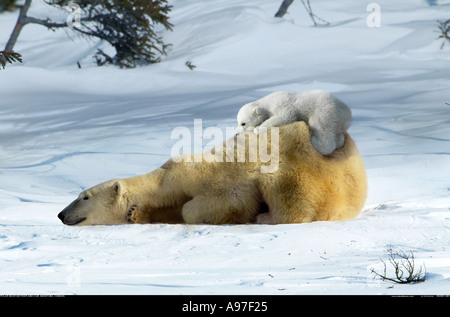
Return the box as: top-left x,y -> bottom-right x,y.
236,90 -> 352,155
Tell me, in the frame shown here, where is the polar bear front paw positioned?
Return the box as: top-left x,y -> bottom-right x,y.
255,212 -> 275,224
127,205 -> 138,223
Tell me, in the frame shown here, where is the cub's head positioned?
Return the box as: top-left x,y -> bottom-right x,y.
236,103 -> 270,134
58,179 -> 129,226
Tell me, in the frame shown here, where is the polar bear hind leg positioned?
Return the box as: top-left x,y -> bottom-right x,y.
310,128 -> 338,155
182,191 -> 261,224
335,132 -> 346,150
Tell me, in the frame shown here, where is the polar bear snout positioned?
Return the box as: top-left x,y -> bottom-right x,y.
58,199 -> 87,225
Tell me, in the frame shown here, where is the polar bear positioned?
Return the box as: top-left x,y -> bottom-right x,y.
58,122 -> 367,226
237,90 -> 352,155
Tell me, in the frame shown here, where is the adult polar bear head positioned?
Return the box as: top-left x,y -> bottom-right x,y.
58,174 -> 186,226
58,180 -> 128,225
58,121 -> 367,226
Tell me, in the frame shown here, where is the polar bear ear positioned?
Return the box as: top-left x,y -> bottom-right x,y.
252,106 -> 261,116
113,181 -> 122,196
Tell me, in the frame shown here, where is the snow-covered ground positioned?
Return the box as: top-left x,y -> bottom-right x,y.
0,0 -> 449,295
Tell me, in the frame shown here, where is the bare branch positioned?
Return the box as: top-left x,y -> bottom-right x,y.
4,0 -> 32,51
371,249 -> 426,284
22,16 -> 67,28
437,19 -> 450,49
274,0 -> 328,26
275,0 -> 294,18
300,0 -> 329,26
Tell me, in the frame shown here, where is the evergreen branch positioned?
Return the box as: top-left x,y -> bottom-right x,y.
0,50 -> 23,69
5,0 -> 173,68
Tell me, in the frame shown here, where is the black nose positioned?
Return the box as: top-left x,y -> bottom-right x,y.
58,211 -> 65,222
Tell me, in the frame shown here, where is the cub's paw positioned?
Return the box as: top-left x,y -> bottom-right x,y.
253,127 -> 261,135
253,126 -> 270,135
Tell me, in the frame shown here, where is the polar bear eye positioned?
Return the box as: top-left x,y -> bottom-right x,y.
83,195 -> 89,200
241,123 -> 246,126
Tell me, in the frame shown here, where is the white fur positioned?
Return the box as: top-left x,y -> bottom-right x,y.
236,90 -> 352,155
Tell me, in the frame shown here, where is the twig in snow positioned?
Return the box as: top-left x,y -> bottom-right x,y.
437,19 -> 450,49
275,0 -> 328,26
371,249 -> 426,284
299,0 -> 329,26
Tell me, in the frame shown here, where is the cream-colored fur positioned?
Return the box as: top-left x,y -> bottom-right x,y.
58,122 -> 367,225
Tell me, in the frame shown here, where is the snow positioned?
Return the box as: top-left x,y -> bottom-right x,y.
1,0 -> 450,295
